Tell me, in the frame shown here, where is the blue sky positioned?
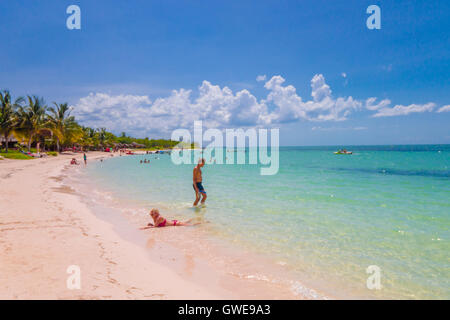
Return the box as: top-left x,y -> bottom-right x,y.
0,0 -> 449,145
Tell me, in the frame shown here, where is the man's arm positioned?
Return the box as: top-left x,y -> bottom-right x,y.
193,167 -> 199,192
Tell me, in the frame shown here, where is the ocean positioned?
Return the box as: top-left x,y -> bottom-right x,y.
79,145 -> 450,299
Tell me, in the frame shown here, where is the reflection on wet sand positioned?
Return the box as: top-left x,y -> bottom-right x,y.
184,253 -> 195,276
146,237 -> 156,249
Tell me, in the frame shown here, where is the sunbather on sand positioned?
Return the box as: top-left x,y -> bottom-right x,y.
140,208 -> 197,229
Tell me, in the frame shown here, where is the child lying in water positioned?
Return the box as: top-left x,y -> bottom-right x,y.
140,208 -> 196,229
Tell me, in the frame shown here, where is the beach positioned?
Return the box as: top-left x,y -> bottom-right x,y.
2,0 -> 449,304
0,153 -> 300,299
1,146 -> 448,300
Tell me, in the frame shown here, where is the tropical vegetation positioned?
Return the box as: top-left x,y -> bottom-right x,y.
0,90 -> 184,156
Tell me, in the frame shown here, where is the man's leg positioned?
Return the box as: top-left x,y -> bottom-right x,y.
200,192 -> 207,204
193,191 -> 200,206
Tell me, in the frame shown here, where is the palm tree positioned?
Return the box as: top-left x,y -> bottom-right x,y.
97,127 -> 107,149
75,125 -> 94,150
0,90 -> 23,153
48,102 -> 76,152
17,96 -> 48,152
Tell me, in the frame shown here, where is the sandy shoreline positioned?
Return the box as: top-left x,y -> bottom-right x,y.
0,152 -> 301,299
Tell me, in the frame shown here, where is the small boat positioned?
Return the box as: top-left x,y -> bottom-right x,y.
334,149 -> 352,155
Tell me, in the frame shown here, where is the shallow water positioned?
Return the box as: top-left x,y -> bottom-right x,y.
84,145 -> 450,299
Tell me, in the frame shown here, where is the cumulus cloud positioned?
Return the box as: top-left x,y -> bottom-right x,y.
72,82 -> 269,137
365,97 -> 391,111
437,105 -> 450,113
341,72 -> 347,78
70,74 -> 441,137
73,93 -> 154,134
372,103 -> 435,117
263,74 -> 361,122
256,75 -> 267,82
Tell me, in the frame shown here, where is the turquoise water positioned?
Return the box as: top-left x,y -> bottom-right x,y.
85,145 -> 450,299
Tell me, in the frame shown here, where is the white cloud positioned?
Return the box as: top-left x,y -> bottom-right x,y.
73,93 -> 154,134
365,97 -> 391,110
263,74 -> 361,122
72,82 -> 269,137
437,105 -> 450,113
70,75 -> 438,137
372,103 -> 435,117
382,64 -> 393,72
341,72 -> 349,86
256,75 -> 267,82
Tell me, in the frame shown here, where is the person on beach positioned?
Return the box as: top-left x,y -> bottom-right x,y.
83,153 -> 87,165
193,158 -> 207,206
70,158 -> 79,165
140,208 -> 195,229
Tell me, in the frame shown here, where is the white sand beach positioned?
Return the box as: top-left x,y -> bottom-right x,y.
0,153 -> 300,299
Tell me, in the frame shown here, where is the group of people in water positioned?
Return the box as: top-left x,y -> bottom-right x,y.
72,151 -> 207,229
142,158 -> 207,229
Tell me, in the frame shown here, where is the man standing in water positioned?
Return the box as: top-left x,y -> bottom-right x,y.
193,158 -> 207,206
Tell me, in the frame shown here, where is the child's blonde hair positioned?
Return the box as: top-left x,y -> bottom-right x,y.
150,208 -> 159,217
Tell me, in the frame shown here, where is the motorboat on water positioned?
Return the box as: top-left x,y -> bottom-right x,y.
334,149 -> 353,155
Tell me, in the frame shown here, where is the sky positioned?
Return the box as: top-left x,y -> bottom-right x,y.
0,0 -> 449,146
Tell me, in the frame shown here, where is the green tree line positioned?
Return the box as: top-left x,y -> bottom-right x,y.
0,90 -> 183,153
